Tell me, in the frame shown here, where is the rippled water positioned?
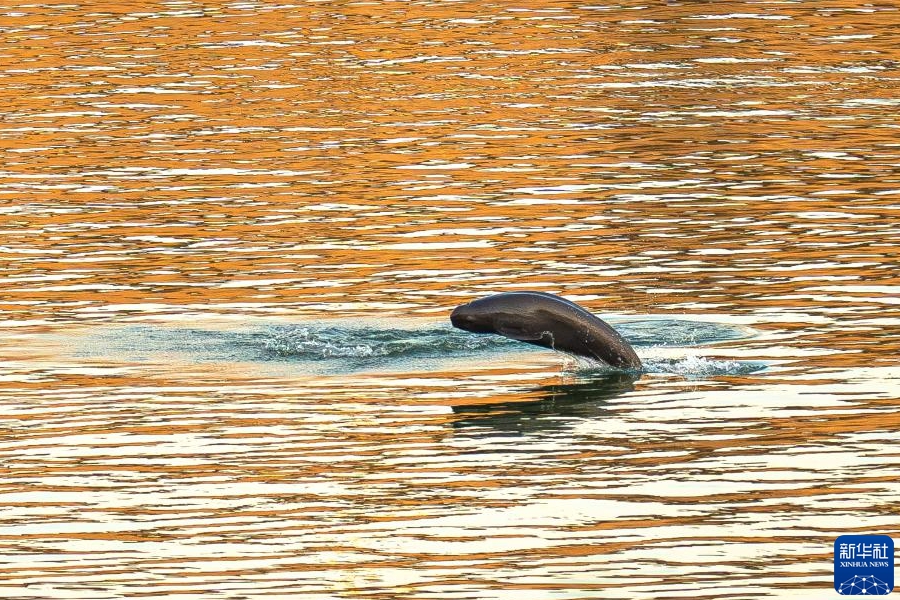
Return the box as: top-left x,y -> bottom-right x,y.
1,1 -> 899,598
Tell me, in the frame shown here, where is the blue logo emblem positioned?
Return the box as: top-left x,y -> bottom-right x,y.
834,535 -> 894,595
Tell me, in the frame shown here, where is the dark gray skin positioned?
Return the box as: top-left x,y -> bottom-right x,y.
450,291 -> 642,370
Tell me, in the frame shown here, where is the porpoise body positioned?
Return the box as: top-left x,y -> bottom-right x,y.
450,291 -> 641,370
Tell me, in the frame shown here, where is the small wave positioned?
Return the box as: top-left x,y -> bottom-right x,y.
84,319 -> 761,378
257,319 -> 749,360
618,319 -> 751,347
259,324 -> 511,360
642,355 -> 766,378
560,353 -> 765,379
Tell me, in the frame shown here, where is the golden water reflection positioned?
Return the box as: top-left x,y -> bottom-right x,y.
1,1 -> 899,598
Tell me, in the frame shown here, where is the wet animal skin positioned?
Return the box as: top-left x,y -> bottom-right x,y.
450,292 -> 642,370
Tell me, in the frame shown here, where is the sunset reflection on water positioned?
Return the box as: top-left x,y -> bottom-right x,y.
1,1 -> 899,598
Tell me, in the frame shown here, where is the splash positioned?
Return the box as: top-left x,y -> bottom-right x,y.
563,353 -> 764,379
258,318 -> 749,359
641,355 -> 766,379
259,324 -> 509,359
85,318 -> 762,378
249,320 -> 766,378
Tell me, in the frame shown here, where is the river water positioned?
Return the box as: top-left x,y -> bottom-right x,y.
1,2 -> 899,599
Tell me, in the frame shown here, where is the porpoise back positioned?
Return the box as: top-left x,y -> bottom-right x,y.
450,291 -> 642,370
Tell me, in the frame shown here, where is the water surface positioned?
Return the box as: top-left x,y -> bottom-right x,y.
1,1 -> 899,598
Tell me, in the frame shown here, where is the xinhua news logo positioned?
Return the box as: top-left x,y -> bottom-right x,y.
834,535 -> 894,595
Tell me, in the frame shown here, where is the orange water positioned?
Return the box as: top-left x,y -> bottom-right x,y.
1,2 -> 898,598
